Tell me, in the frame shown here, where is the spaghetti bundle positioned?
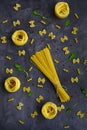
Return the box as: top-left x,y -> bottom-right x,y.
30,47 -> 70,102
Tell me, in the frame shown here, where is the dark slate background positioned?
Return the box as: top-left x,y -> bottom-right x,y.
0,0 -> 87,130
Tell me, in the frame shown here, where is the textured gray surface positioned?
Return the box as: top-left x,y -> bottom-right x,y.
0,0 -> 87,130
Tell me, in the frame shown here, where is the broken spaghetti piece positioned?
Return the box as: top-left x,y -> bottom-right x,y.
18,120 -> 24,125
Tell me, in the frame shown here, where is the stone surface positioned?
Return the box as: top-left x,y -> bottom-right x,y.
0,0 -> 87,130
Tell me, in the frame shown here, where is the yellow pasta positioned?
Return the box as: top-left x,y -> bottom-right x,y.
74,13 -> 79,19
18,120 -> 24,124
64,125 -> 70,129
29,20 -> 35,28
16,102 -> 24,110
71,77 -> 78,83
27,77 -> 32,82
38,77 -> 45,84
2,19 -> 8,24
77,110 -> 85,118
73,58 -> 80,64
40,20 -> 46,25
30,111 -> 38,118
57,104 -> 65,112
74,38 -> 78,43
37,84 -> 43,88
71,27 -> 78,35
60,35 -> 68,43
1,36 -> 7,43
55,24 -> 61,29
6,68 -> 13,74
47,44 -> 51,50
54,59 -> 59,64
36,95 -> 44,103
13,20 -> 20,26
39,29 -> 46,36
7,98 -> 14,102
30,38 -> 35,44
18,50 -> 26,56
76,68 -> 81,75
83,59 -> 87,65
63,68 -> 69,73
5,56 -> 12,60
30,47 -> 70,102
48,32 -> 56,39
29,67 -> 33,71
63,47 -> 70,55
13,3 -> 21,11
23,87 -> 31,93
57,106 -> 61,111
